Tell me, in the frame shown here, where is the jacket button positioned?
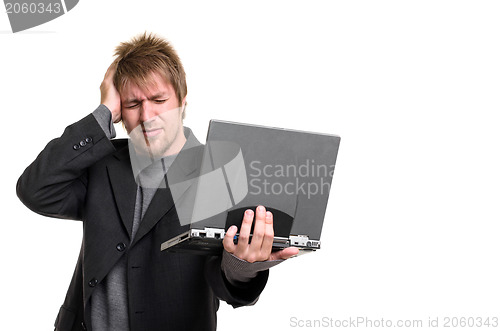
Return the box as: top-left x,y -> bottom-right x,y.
116,242 -> 126,252
88,278 -> 98,287
79,140 -> 87,147
73,144 -> 80,150
85,137 -> 92,143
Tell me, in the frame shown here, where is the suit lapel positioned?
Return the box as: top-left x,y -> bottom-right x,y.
132,182 -> 175,245
107,146 -> 137,238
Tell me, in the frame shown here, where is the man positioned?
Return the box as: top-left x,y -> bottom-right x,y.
17,32 -> 298,331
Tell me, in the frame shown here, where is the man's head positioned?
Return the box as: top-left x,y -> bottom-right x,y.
113,32 -> 187,118
113,32 -> 188,158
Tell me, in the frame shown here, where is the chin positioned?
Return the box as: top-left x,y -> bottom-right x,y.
147,143 -> 172,158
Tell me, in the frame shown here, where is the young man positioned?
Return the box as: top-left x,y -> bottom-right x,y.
17,32 -> 298,331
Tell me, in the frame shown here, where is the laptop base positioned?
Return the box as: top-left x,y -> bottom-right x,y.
161,227 -> 320,255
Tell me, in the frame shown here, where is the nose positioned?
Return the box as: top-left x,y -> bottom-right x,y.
139,100 -> 155,122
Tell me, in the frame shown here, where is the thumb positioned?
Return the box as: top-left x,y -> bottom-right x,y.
269,247 -> 300,261
223,226 -> 238,253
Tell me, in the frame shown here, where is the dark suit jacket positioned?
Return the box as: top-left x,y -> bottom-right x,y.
17,114 -> 268,331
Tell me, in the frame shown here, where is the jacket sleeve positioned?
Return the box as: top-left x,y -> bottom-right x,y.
16,110 -> 116,220
204,253 -> 270,308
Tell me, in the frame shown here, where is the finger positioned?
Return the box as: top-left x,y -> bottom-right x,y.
260,211 -> 274,256
101,65 -> 115,91
223,225 -> 238,254
269,247 -> 300,261
112,112 -> 122,124
249,206 -> 267,251
235,209 -> 254,255
105,61 -> 117,78
102,63 -> 117,86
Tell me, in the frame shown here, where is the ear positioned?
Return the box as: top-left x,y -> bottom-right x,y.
181,96 -> 187,109
180,96 -> 187,119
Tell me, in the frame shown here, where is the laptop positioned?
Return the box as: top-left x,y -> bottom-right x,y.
160,119 -> 341,255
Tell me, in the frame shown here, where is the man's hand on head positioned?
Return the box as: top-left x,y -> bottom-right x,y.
223,205 -> 299,263
100,61 -> 122,123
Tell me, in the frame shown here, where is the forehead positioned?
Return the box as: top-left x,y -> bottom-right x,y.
120,71 -> 174,98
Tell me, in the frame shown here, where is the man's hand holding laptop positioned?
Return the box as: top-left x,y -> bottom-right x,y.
223,205 -> 299,262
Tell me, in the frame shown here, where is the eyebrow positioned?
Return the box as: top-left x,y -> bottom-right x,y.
124,93 -> 169,104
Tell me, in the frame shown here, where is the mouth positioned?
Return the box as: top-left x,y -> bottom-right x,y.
142,128 -> 163,138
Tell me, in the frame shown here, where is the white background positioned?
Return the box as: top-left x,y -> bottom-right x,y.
1,1 -> 499,330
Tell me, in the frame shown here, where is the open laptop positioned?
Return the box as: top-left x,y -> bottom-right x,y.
160,119 -> 341,255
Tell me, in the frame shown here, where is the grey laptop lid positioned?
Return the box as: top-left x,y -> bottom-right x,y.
186,119 -> 341,241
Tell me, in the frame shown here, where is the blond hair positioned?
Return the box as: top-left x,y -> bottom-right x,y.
113,32 -> 188,119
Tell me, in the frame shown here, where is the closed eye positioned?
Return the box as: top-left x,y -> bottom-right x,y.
154,99 -> 167,104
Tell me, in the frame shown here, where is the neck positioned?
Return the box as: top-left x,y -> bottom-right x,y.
162,126 -> 186,157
